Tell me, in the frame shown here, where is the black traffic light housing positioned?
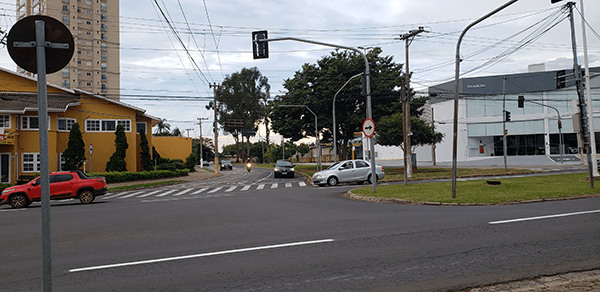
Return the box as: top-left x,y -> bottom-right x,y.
504,110 -> 511,122
551,0 -> 564,3
558,120 -> 562,129
518,96 -> 524,108
252,31 -> 269,59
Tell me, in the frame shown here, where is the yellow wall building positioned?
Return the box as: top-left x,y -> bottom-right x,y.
0,67 -> 160,185
152,137 -> 193,162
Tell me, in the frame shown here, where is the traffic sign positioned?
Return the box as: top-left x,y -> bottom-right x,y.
7,15 -> 74,74
362,118 -> 375,137
89,144 -> 94,155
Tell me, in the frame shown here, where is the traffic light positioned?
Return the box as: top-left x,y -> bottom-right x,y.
556,70 -> 566,89
504,110 -> 511,122
551,0 -> 563,3
252,31 -> 269,59
518,96 -> 524,108
558,120 -> 562,129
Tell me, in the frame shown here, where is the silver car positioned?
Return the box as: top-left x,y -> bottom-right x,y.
312,160 -> 385,187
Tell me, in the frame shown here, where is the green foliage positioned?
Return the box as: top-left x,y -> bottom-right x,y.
95,169 -> 189,183
185,153 -> 198,172
63,123 -> 86,171
139,128 -> 153,171
156,158 -> 186,171
297,143 -> 310,157
192,137 -> 214,162
105,125 -> 129,172
376,112 -> 444,149
264,141 -> 297,163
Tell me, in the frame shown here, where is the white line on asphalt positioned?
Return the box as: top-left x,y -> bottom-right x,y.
257,184 -> 264,190
192,188 -> 209,194
137,189 -> 162,198
155,189 -> 177,197
172,188 -> 193,196
208,187 -> 223,193
285,183 -> 292,188
241,185 -> 251,191
489,209 -> 600,225
118,191 -> 145,199
102,191 -> 131,200
0,209 -> 25,212
69,239 -> 335,273
299,182 -> 306,187
225,186 -> 237,192
271,183 -> 278,189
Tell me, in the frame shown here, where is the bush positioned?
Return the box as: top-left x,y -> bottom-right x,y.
94,169 -> 190,183
185,153 -> 198,172
156,158 -> 186,171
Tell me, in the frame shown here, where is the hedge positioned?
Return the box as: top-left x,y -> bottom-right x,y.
93,169 -> 190,183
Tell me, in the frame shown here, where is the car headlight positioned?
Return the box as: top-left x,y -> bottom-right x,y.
2,188 -> 14,194
290,168 -> 294,172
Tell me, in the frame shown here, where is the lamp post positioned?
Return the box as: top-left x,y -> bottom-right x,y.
333,72 -> 363,163
280,105 -> 320,171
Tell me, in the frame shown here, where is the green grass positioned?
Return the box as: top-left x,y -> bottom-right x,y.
352,173 -> 598,204
380,167 -> 538,181
108,180 -> 185,192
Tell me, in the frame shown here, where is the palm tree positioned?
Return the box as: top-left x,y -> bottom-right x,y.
155,119 -> 171,135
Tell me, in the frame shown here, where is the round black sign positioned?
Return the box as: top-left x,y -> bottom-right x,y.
7,15 -> 74,74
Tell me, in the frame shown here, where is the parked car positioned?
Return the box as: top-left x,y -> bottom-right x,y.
312,159 -> 384,187
220,160 -> 233,170
202,160 -> 210,167
274,159 -> 295,178
0,171 -> 107,209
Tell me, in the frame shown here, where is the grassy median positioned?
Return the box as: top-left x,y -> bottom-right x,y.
352,173 -> 599,204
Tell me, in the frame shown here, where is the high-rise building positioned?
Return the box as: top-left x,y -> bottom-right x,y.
16,0 -> 120,101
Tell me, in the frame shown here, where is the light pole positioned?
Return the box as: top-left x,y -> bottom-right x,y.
333,72 -> 363,163
280,104 -> 320,171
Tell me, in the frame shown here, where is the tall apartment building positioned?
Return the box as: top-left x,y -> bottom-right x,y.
16,0 -> 120,101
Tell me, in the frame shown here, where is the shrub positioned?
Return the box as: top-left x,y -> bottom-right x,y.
185,153 -> 198,172
94,169 -> 189,183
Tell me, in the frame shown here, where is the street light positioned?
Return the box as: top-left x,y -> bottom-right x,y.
333,72 -> 363,163
279,104 -> 321,171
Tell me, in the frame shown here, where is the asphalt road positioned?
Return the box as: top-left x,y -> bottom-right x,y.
1,167 -> 599,291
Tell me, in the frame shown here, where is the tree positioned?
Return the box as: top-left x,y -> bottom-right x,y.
297,143 -> 310,158
139,128 -> 153,171
376,112 -> 444,150
62,123 -> 86,171
154,119 -> 171,135
105,125 -> 129,172
206,67 -> 269,162
270,48 -> 405,159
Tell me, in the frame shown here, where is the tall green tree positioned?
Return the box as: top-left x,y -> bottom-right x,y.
270,48 -> 406,159
139,128 -> 153,171
63,123 -> 86,171
105,125 -> 128,172
376,112 -> 444,150
154,119 -> 171,135
206,67 -> 269,162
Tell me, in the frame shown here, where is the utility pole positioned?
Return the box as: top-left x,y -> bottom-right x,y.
210,83 -> 220,176
396,27 -> 426,185
197,117 -> 208,167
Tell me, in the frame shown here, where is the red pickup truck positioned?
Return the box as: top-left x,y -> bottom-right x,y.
0,171 -> 107,209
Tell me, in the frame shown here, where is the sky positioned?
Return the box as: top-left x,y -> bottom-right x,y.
1,0 -> 599,150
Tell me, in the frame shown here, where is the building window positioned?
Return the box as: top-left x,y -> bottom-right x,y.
22,116 -> 51,130
86,61 -> 92,66
100,3 -> 106,10
101,52 -> 107,60
101,33 -> 107,40
101,43 -> 107,50
57,118 -> 76,131
62,69 -> 69,77
62,5 -> 69,12
86,72 -> 92,76
86,31 -> 92,35
100,13 -> 106,20
101,83 -> 107,91
59,153 -> 66,171
86,119 -> 131,132
0,115 -> 10,128
86,82 -> 92,87
101,23 -> 107,30
62,16 -> 69,23
136,122 -> 147,134
101,73 -> 107,81
62,79 -> 70,87
86,20 -> 91,25
101,63 -> 107,70
22,153 -> 41,172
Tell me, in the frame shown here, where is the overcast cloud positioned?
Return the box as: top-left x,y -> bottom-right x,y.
1,0 -> 599,148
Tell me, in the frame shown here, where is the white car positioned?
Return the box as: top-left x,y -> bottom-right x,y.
312,160 -> 384,187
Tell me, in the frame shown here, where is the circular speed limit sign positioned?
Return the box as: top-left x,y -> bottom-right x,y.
362,118 -> 375,138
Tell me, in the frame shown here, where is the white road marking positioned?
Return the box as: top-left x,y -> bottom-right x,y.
155,189 -> 177,197
285,183 -> 292,188
118,191 -> 145,199
271,183 -> 278,189
489,209 -> 600,225
192,188 -> 209,194
0,209 -> 26,212
102,191 -> 131,199
137,189 -> 162,198
69,239 -> 335,273
225,186 -> 237,192
208,187 -> 223,193
172,188 -> 193,196
241,185 -> 251,191
299,182 -> 306,187
257,184 -> 265,190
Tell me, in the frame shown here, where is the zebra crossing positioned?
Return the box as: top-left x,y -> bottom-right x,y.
103,181 -> 308,201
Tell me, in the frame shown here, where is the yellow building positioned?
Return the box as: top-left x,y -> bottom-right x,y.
0,67 -> 160,185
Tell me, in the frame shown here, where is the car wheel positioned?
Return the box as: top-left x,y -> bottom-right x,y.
367,174 -> 378,184
9,194 -> 28,209
79,190 -> 95,204
327,176 -> 338,186
356,181 -> 364,185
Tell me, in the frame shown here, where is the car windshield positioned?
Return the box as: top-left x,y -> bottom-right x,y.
222,160 -> 231,164
327,162 -> 343,170
276,160 -> 293,167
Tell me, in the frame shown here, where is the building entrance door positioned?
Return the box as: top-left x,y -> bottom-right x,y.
0,153 -> 10,183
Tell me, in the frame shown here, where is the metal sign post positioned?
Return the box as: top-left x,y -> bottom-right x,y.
7,15 -> 73,292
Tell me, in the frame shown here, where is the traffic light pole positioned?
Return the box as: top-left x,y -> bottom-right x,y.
523,99 -> 564,164
253,35 -> 377,192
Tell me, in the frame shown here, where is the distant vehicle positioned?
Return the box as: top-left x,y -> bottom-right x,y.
202,160 -> 210,167
273,159 -> 294,178
0,171 -> 107,209
246,160 -> 252,172
220,160 -> 233,170
312,159 -> 384,187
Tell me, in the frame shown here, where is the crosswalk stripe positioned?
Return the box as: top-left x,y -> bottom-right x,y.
172,188 -> 193,196
299,182 -> 306,187
192,187 -> 209,194
257,184 -> 265,190
225,186 -> 237,192
285,183 -> 292,188
119,190 -> 145,199
156,189 -> 177,197
241,185 -> 251,191
271,183 -> 278,189
208,187 -> 223,193
102,191 -> 131,199
137,189 -> 162,198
